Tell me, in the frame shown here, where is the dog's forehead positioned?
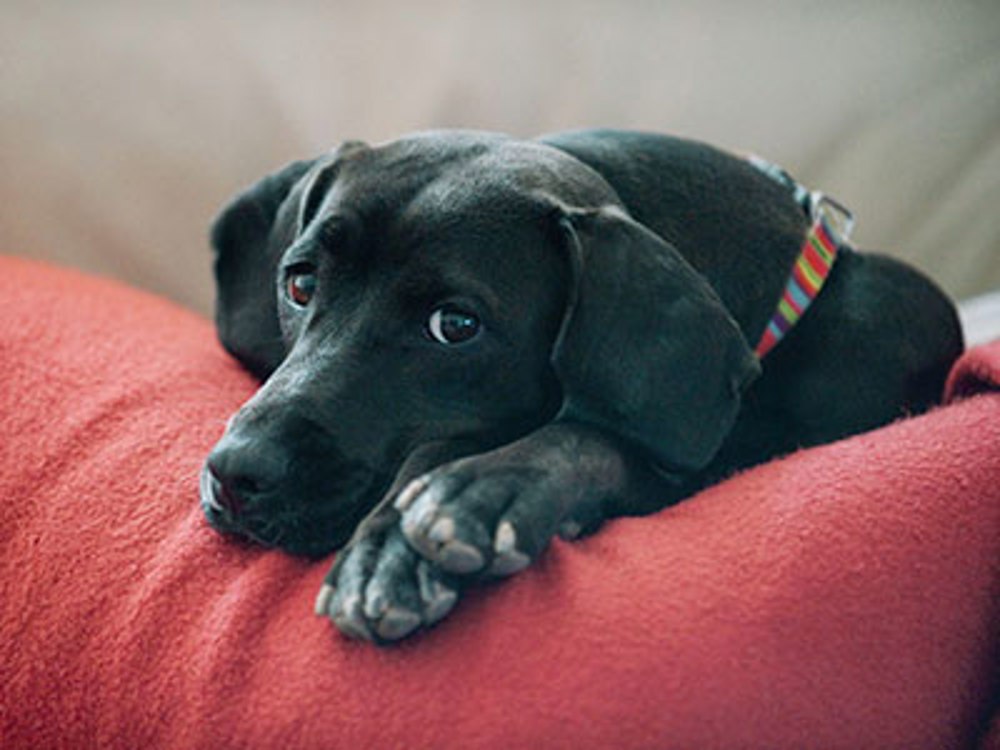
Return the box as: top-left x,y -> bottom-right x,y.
298,133 -> 615,294
331,134 -> 598,229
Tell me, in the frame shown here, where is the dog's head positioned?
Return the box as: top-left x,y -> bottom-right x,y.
201,132 -> 757,556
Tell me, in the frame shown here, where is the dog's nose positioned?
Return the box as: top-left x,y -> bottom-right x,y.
205,434 -> 288,515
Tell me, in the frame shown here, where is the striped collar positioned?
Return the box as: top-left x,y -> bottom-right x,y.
747,155 -> 855,359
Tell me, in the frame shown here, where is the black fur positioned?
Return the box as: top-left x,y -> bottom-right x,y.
200,130 -> 963,643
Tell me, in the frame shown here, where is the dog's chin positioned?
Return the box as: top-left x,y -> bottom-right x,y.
203,505 -> 349,558
198,467 -> 364,559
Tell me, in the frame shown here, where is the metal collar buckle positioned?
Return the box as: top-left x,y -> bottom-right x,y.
808,191 -> 855,248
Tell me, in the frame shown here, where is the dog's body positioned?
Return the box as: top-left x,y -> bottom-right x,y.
200,130 -> 963,642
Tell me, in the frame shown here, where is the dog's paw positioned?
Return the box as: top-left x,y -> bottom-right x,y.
316,433 -> 611,643
392,451 -> 600,579
316,520 -> 460,643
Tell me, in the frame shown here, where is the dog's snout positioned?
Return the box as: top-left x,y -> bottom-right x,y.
204,433 -> 288,515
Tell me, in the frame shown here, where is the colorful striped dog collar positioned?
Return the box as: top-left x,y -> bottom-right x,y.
747,155 -> 855,359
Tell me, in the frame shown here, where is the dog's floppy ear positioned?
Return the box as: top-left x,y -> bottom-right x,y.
210,158 -> 318,378
551,206 -> 760,473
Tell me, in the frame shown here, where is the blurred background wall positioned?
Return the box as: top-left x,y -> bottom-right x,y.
2,0 -> 998,316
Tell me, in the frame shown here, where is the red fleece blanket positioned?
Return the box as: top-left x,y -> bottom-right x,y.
1,256 -> 998,748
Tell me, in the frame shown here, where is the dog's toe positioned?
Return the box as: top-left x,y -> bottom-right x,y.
331,592 -> 374,641
375,606 -> 422,640
322,532 -> 380,639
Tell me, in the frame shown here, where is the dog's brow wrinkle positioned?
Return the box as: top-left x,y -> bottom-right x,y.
298,160 -> 341,232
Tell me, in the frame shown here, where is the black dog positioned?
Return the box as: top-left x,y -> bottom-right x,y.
200,130 -> 962,643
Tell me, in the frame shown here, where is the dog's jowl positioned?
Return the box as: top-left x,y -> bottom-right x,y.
200,130 -> 963,643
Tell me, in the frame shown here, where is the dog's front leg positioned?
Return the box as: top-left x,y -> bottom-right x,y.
318,422 -> 672,643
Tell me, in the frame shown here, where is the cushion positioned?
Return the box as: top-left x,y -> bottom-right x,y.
2,255 -> 998,748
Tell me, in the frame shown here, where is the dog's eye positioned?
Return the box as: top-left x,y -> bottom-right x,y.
285,267 -> 317,307
428,306 -> 481,345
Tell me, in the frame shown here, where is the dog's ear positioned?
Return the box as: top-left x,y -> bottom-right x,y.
210,158 -> 318,378
551,206 -> 760,473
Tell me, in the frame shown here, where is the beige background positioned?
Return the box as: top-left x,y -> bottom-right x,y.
3,0 -> 998,317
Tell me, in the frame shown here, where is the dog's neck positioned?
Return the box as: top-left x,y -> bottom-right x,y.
747,155 -> 855,359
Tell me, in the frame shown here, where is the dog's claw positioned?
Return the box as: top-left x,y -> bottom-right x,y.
400,495 -> 437,540
376,607 -> 422,640
495,520 -> 517,552
425,586 -> 458,624
438,539 -> 485,573
314,583 -> 335,617
489,521 -> 531,576
418,562 -> 458,624
394,475 -> 430,512
428,517 -> 455,543
362,588 -> 387,620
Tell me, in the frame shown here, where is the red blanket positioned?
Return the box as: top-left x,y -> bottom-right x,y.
2,256 -> 998,748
